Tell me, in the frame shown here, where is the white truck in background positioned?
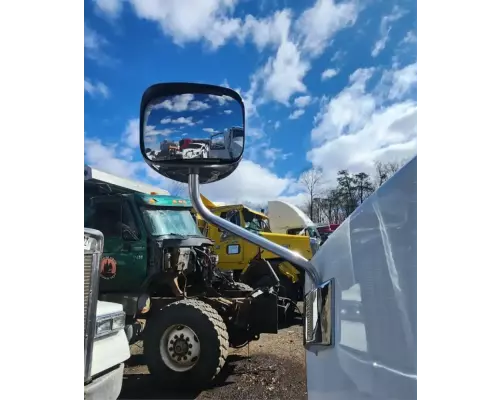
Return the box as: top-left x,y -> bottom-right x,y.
268,200 -> 323,251
84,228 -> 130,400
209,126 -> 244,159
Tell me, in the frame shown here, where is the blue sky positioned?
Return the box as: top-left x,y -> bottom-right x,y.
84,0 -> 417,207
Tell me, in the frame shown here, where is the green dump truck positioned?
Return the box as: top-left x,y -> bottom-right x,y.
84,165 -> 280,389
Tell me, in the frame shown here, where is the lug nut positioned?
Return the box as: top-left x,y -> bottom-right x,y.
189,344 -> 193,348
180,334 -> 184,338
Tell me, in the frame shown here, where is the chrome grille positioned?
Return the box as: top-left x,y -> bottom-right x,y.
84,254 -> 92,334
84,228 -> 103,383
304,289 -> 316,342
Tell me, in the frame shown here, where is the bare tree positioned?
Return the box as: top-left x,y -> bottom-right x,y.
299,167 -> 323,221
374,160 -> 403,188
354,172 -> 375,203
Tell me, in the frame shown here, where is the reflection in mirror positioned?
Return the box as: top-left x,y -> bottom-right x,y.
143,93 -> 244,163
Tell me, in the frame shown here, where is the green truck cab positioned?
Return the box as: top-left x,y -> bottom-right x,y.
84,193 -> 196,294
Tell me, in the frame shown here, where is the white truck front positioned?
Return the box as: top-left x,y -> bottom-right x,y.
84,228 -> 130,400
268,200 -> 322,253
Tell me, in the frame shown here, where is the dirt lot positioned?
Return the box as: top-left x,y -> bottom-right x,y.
119,308 -> 307,400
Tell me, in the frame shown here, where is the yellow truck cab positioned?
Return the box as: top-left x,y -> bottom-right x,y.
195,195 -> 319,302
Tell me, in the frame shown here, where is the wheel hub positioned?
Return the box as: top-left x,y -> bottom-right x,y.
160,324 -> 201,372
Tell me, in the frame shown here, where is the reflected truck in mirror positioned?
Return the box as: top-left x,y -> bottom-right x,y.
209,126 -> 244,159
182,142 -> 209,159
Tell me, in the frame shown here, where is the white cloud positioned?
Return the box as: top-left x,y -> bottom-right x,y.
240,9 -> 292,50
153,94 -> 210,112
260,39 -> 310,104
208,94 -> 235,105
331,49 -> 345,62
93,0 -> 123,18
277,191 -> 309,207
386,63 -> 417,100
312,68 -> 376,144
85,138 -> 145,179
85,137 -> 187,197
84,79 -> 110,98
122,118 -> 140,148
274,121 -> 281,129
161,116 -> 196,126
371,6 -> 406,57
108,1 -> 359,114
223,109 -> 233,114
84,23 -> 106,52
289,109 -> 305,120
203,128 -> 217,133
321,68 -> 338,80
145,126 -> 176,137
295,0 -> 358,57
293,95 -> 312,108
201,160 -> 292,204
403,30 -> 417,44
84,23 -> 116,65
307,63 -> 417,183
127,0 -> 241,49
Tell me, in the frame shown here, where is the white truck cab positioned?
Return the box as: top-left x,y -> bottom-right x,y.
304,156 -> 417,399
84,228 -> 130,400
268,200 -> 322,252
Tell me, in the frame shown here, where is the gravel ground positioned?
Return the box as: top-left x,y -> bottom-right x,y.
119,306 -> 307,400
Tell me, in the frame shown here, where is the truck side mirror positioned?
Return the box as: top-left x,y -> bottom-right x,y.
138,81 -> 334,355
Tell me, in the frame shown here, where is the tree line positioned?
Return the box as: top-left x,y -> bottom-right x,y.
299,160 -> 404,224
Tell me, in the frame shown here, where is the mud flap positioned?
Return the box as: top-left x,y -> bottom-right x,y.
244,289 -> 279,335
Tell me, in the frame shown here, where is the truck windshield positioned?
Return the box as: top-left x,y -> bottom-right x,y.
141,207 -> 201,237
242,208 -> 271,232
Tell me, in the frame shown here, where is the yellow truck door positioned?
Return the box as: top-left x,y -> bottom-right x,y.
210,208 -> 245,270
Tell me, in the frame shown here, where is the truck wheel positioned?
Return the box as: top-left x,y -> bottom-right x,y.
143,299 -> 229,388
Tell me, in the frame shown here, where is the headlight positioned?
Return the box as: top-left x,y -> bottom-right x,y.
95,312 -> 126,339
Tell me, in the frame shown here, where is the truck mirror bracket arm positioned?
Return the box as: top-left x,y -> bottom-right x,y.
188,173 -> 322,288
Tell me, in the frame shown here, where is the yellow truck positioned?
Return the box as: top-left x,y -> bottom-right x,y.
194,195 -> 320,303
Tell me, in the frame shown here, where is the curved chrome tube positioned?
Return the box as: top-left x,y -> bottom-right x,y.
188,174 -> 321,287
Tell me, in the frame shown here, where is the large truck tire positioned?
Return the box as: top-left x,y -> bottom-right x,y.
143,299 -> 229,388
